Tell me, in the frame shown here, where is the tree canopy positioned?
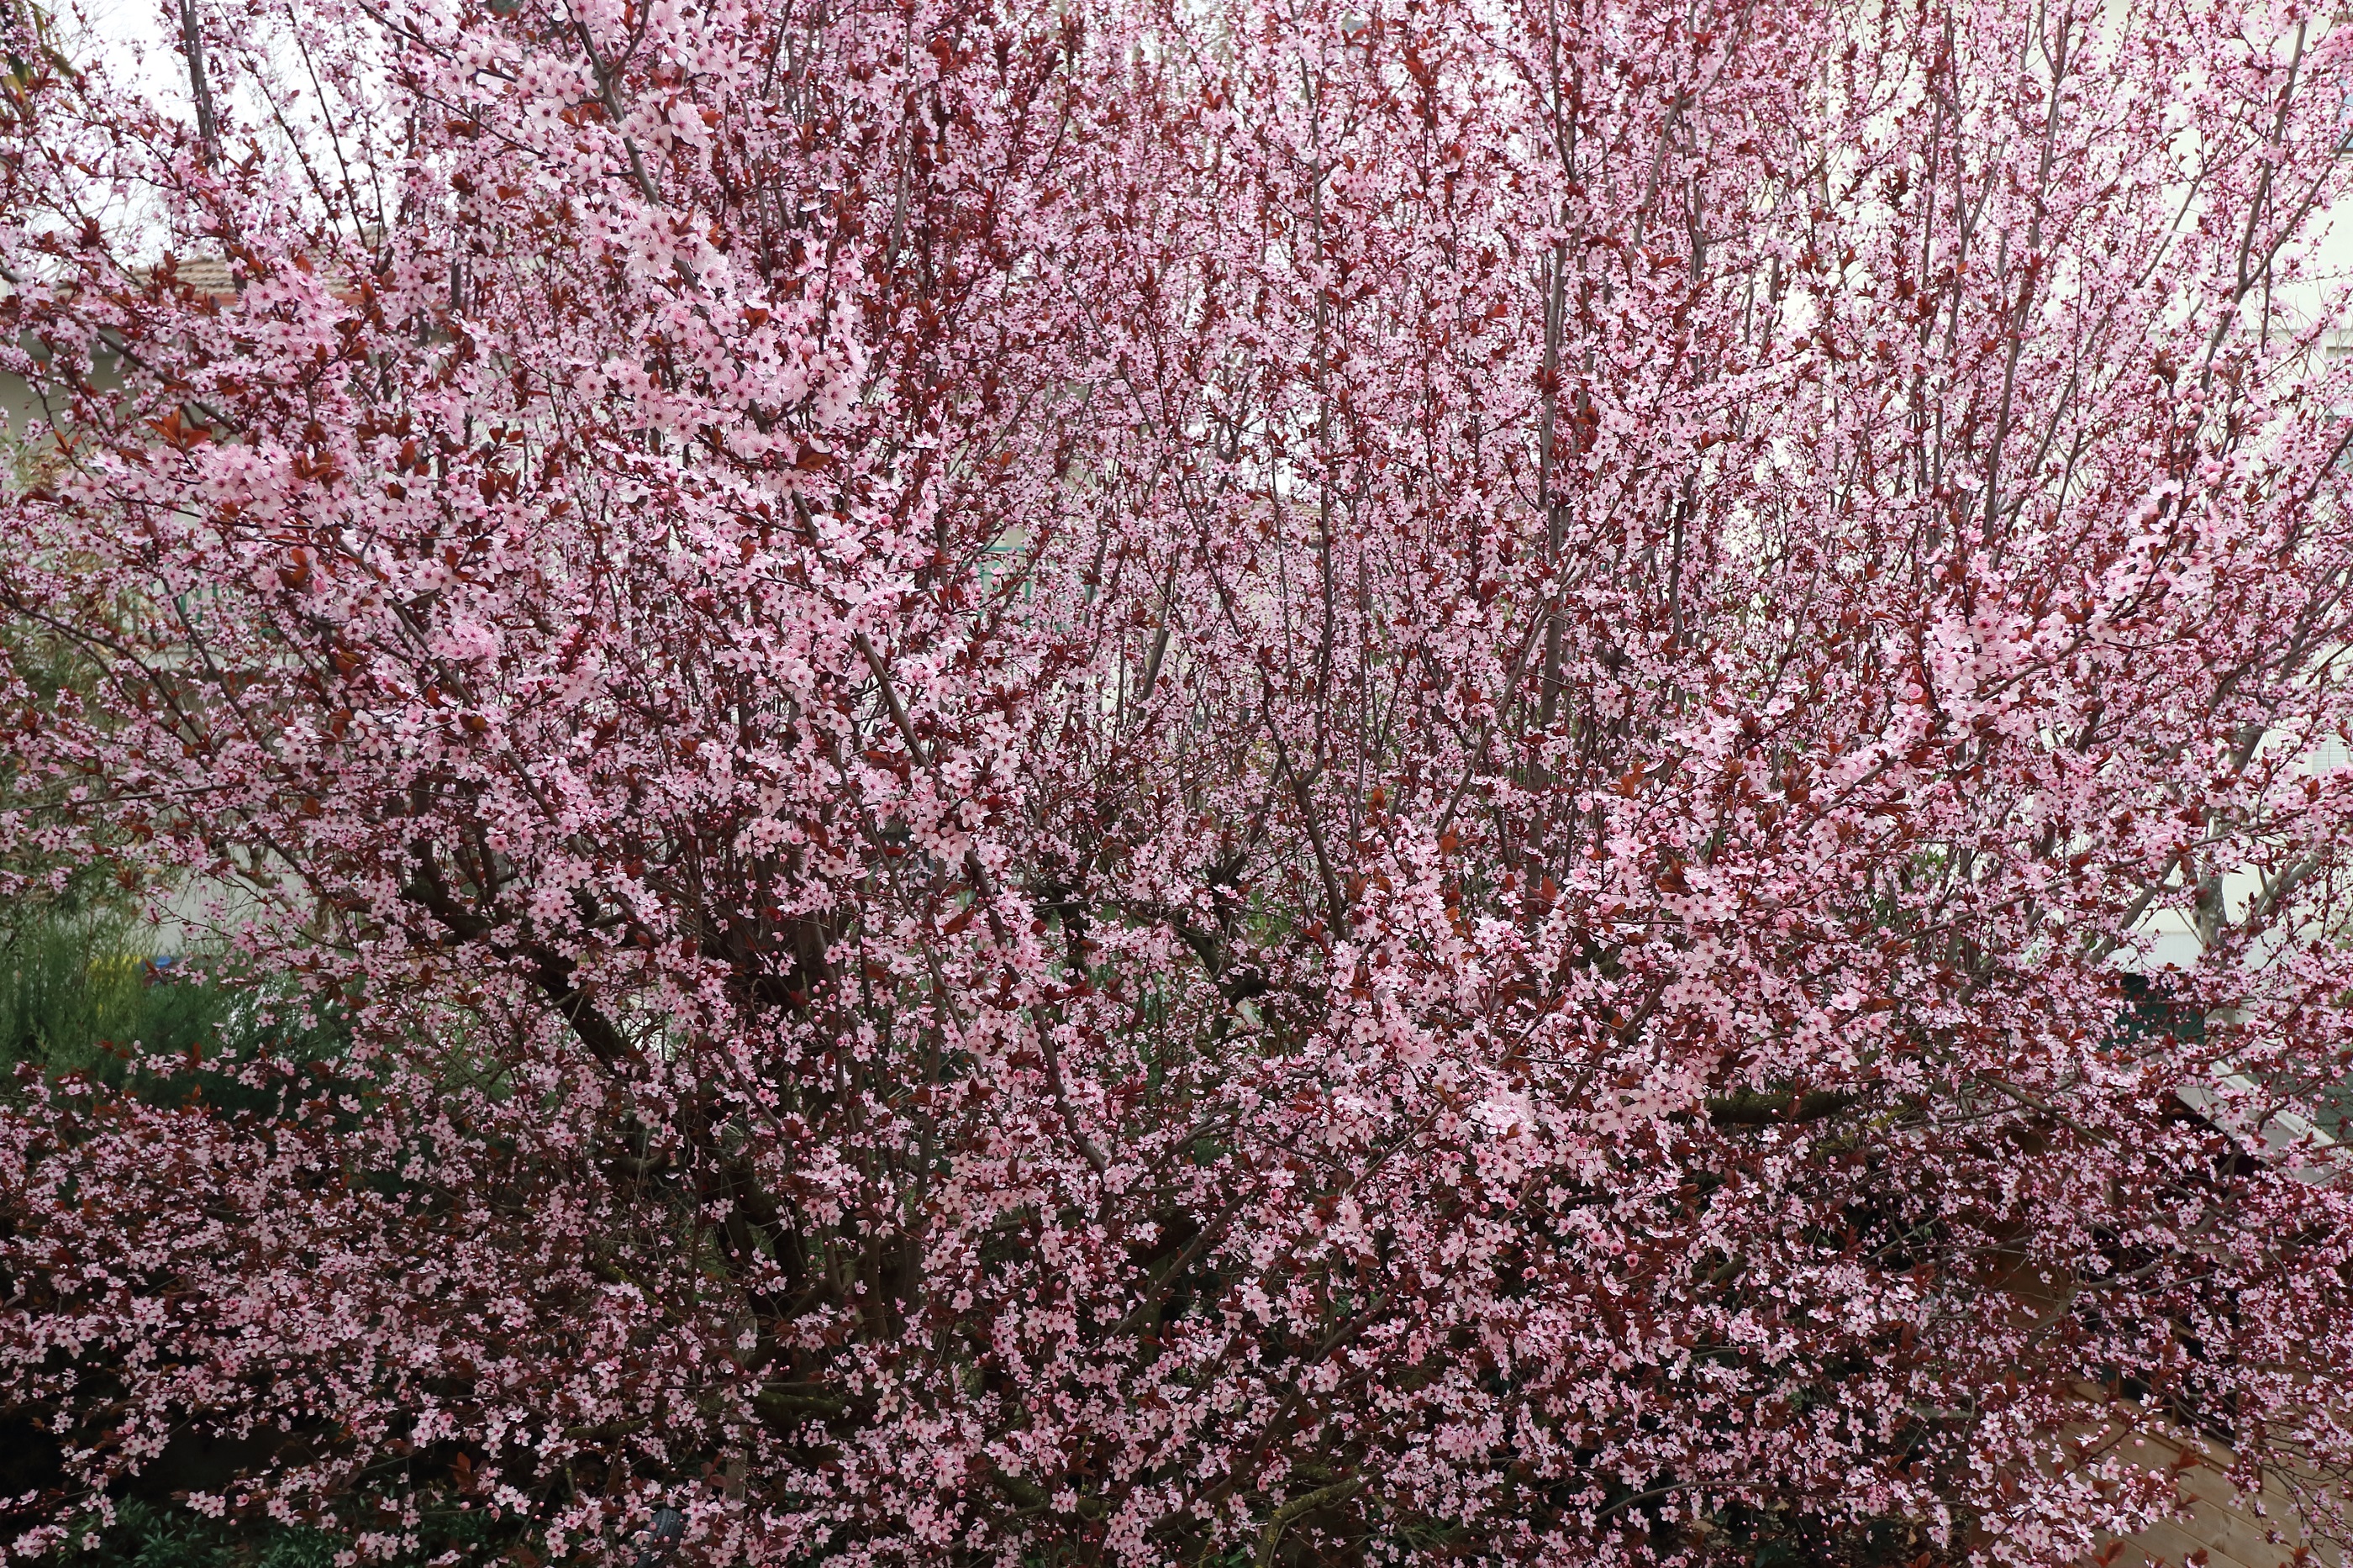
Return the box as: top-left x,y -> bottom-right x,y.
3,0 -> 2353,1561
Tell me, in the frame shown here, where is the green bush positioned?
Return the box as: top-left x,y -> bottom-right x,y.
50,1502 -> 342,1568
0,898 -> 349,1106
0,903 -> 196,1081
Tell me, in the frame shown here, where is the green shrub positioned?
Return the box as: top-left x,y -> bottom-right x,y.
0,901 -> 348,1101
50,1501 -> 343,1568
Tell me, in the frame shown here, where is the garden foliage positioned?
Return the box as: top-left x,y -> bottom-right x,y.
3,0 -> 2353,1561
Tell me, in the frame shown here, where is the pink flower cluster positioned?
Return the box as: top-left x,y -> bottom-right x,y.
3,0 -> 2352,1561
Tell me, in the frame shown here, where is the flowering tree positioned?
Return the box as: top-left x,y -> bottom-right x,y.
4,0 -> 2353,1560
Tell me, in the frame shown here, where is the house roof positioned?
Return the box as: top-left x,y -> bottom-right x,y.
148,255 -> 238,297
